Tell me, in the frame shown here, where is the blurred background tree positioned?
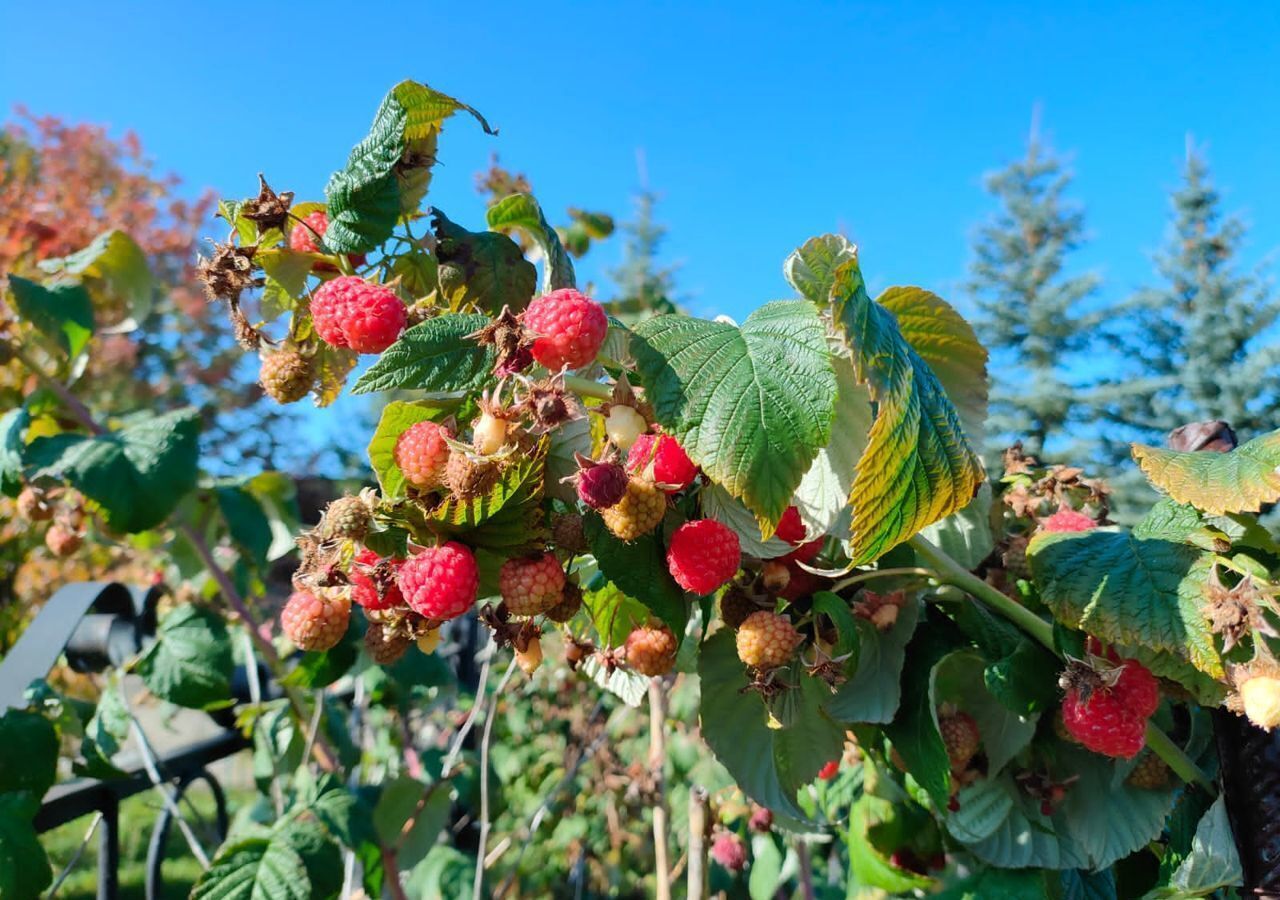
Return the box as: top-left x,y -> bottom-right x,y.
966,127 -> 1100,463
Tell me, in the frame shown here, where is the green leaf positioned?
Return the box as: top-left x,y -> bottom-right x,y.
883,616 -> 965,808
847,794 -> 934,893
0,709 -> 57,798
251,702 -> 302,790
193,817 -> 341,900
405,846 -> 475,899
1133,428 -> 1280,515
935,653 -> 1038,777
434,209 -> 537,314
699,483 -> 792,558
324,80 -> 494,253
372,776 -> 451,871
785,235 -> 985,563
811,591 -> 861,660
76,677 -> 130,779
135,603 -> 234,710
38,229 -> 154,328
25,408 -> 200,533
581,581 -> 650,648
1060,869 -> 1118,900
748,834 -> 784,900
918,484 -> 995,571
215,485 -> 272,569
770,673 -> 846,796
826,596 -> 922,724
282,627 -> 360,689
0,407 -> 29,497
584,513 -> 689,638
697,630 -> 808,819
367,401 -> 450,497
795,355 -> 870,539
878,286 -> 989,448
934,867 -> 1050,899
257,248 -> 315,318
1027,529 -> 1223,678
7,275 -> 94,357
0,794 -> 51,900
1167,796 -> 1242,896
632,301 -> 837,529
420,441 -> 548,552
352,313 -> 494,395
486,192 -> 576,292
388,249 -> 439,298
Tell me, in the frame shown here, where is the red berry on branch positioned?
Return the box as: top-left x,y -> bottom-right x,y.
627,433 -> 698,492
625,623 -> 679,677
817,760 -> 840,780
774,505 -> 806,543
394,421 -> 453,490
310,275 -> 406,354
710,833 -> 747,872
499,553 -> 566,617
666,519 -> 741,594
281,589 -> 350,652
523,288 -> 608,371
398,542 -> 479,621
350,549 -> 405,611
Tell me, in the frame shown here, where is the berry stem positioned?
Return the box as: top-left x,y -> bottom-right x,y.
12,346 -> 106,436
909,534 -> 1218,796
830,566 -> 935,593
649,679 -> 673,900
563,374 -> 614,401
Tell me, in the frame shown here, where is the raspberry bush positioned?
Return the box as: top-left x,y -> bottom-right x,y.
3,77 -> 1273,897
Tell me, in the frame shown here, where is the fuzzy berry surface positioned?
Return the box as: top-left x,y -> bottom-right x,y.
310,276 -> 406,354
288,210 -> 366,267
1040,507 -> 1097,533
350,549 -> 405,611
395,421 -> 453,490
666,519 -> 741,594
601,477 -> 666,541
281,590 -> 351,652
1061,658 -> 1159,759
324,496 -> 370,541
499,553 -> 566,617
522,288 -> 608,371
1126,752 -> 1171,790
711,833 -> 747,872
397,542 -> 479,621
259,349 -> 314,404
748,806 -> 773,833
625,624 -> 678,677
774,505 -> 806,544
576,460 -> 628,509
364,621 -> 411,665
627,434 -> 698,492
736,610 -> 800,669
1241,675 -> 1280,730
940,712 -> 981,772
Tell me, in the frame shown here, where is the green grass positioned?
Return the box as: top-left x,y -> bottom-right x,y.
42,784 -> 249,899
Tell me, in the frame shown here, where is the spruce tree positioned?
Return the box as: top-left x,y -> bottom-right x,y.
607,188 -> 680,323
967,137 -> 1100,459
1092,148 -> 1280,463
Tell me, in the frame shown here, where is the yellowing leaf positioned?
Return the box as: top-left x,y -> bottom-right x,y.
1132,429 -> 1280,515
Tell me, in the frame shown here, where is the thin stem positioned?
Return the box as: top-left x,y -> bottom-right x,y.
909,534 -> 1218,796
1145,720 -> 1215,793
563,374 -> 613,401
12,346 -> 105,435
649,679 -> 672,900
686,787 -> 708,900
47,812 -> 102,899
909,535 -> 1055,651
831,567 -> 934,594
126,716 -> 211,868
795,841 -> 816,900
473,659 -> 517,900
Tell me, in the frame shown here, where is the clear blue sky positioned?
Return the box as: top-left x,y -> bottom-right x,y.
3,1 -> 1278,323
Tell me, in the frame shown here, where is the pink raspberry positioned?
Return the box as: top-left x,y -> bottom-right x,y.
281,590 -> 350,652
774,505 -> 806,543
350,549 -> 405,611
395,421 -> 453,490
288,210 -> 367,269
310,275 -> 406,354
627,434 -> 698,492
711,833 -> 747,873
1040,507 -> 1097,533
666,519 -> 741,594
498,552 -> 566,617
522,288 -> 608,371
397,542 -> 479,621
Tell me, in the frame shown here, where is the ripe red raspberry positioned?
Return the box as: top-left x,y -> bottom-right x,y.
774,505 -> 806,543
1040,507 -> 1097,533
288,210 -> 367,268
499,552 -> 566,617
395,421 -> 453,490
310,276 -> 406,354
522,288 -> 608,371
1061,656 -> 1159,759
397,542 -> 479,621
817,760 -> 840,780
625,623 -> 678,676
940,711 -> 981,772
748,806 -> 773,833
601,477 -> 666,541
1110,658 -> 1161,719
736,610 -> 800,669
350,549 -> 405,611
281,589 -> 351,652
711,833 -> 747,873
666,519 -> 741,594
627,434 -> 699,492
571,455 -> 628,510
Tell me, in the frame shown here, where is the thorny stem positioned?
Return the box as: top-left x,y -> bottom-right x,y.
908,534 -> 1217,796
